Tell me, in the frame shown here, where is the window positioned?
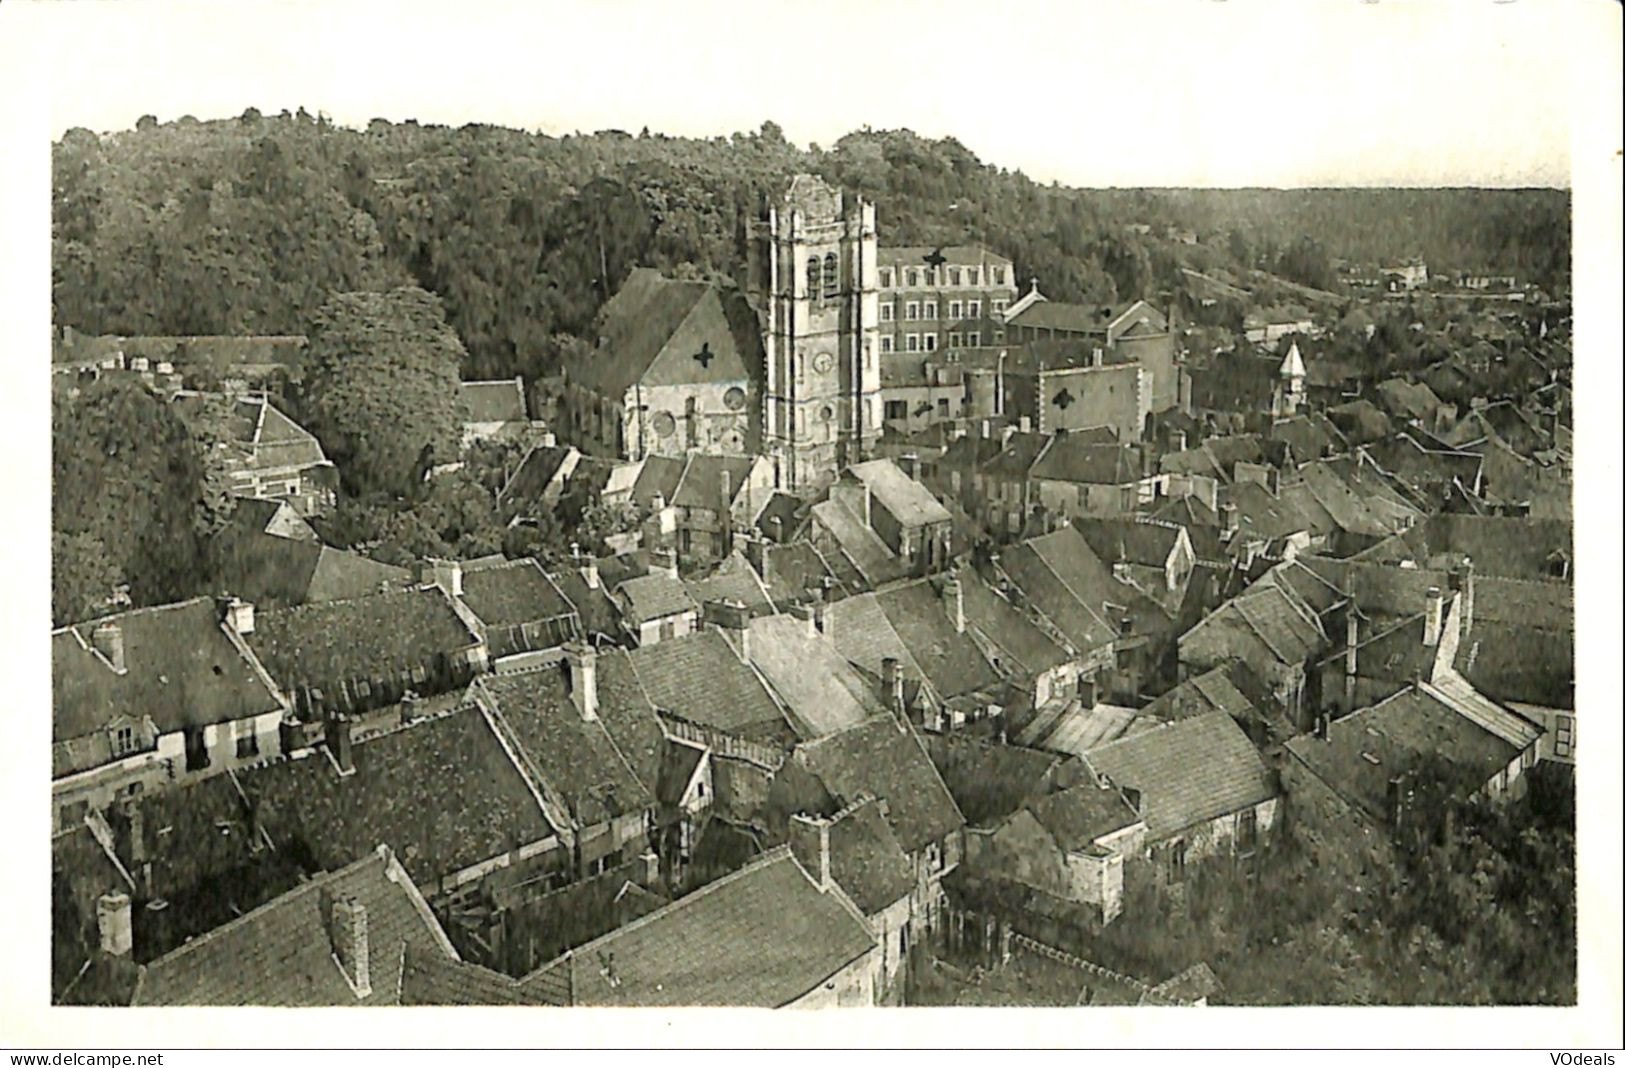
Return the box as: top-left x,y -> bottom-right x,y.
967,267 -> 980,286
879,268 -> 892,288
992,298 -> 1008,315
1237,808 -> 1258,853
880,302 -> 894,322
905,302 -> 919,321
968,300 -> 981,318
1555,718 -> 1574,758
236,728 -> 259,760
948,332 -> 962,348
1168,840 -> 1188,883
906,334 -> 920,353
967,331 -> 981,346
906,268 -> 919,287
923,333 -> 937,352
949,300 -> 963,319
823,252 -> 839,300
923,301 -> 937,320
880,336 -> 894,354
806,256 -> 821,300
948,267 -> 961,286
993,266 -> 1006,285
885,400 -> 907,420
111,724 -> 137,757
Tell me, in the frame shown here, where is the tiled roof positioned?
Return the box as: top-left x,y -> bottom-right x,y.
551,566 -> 622,642
629,630 -> 786,737
1375,377 -> 1446,421
1327,399 -> 1393,446
497,443 -> 578,504
1025,783 -> 1141,851
875,580 -> 1002,699
594,648 -> 668,794
629,454 -> 687,509
244,705 -> 557,887
823,592 -> 929,685
565,848 -> 875,1007
757,541 -> 846,608
1071,517 -> 1183,568
747,615 -> 877,739
615,573 -> 698,625
924,733 -> 1064,829
53,598 -> 283,745
476,666 -> 654,828
1084,712 -> 1277,839
956,567 -> 1070,676
825,800 -> 916,914
1030,440 -> 1142,487
492,857 -> 668,979
1286,686 -> 1522,821
997,543 -> 1117,655
132,846 -> 456,1006
1139,666 -> 1258,723
1008,300 -> 1134,334
671,454 -> 759,511
684,551 -> 777,617
1413,514 -> 1573,581
214,522 -> 410,608
1021,702 -> 1151,756
1457,577 -> 1573,707
656,738 -> 706,805
248,588 -> 479,692
810,498 -> 907,585
399,944 -> 555,1005
796,716 -> 965,854
847,459 -> 952,527
983,431 -> 1053,478
1269,414 -> 1347,462
460,558 -> 578,628
459,378 -> 527,423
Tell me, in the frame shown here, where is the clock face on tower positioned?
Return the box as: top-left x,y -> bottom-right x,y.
812,351 -> 834,375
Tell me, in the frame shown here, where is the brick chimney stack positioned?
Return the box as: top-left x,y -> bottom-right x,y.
789,813 -> 832,891
97,892 -> 133,958
566,642 -> 598,721
327,712 -> 355,776
330,895 -> 371,999
92,623 -> 127,674
942,575 -> 965,634
1423,586 -> 1443,647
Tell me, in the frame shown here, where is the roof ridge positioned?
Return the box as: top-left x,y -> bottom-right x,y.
53,594 -> 217,635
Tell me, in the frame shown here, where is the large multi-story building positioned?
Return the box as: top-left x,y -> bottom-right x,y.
747,175 -> 883,492
873,246 -> 1020,358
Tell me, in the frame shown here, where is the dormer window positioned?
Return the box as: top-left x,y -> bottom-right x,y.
111,724 -> 137,757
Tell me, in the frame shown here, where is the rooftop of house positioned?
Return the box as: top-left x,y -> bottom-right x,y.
747,614 -> 878,739
1221,480 -> 1317,542
53,597 -> 284,747
1375,377 -> 1448,421
563,847 -> 875,1007
131,845 -> 456,1006
590,649 -> 668,798
569,269 -> 763,397
874,579 -> 1003,700
924,733 -> 1067,829
1138,665 -> 1259,724
1457,578 -> 1574,708
248,587 -> 479,690
1181,582 -> 1329,671
628,629 -> 787,739
955,566 -> 1072,677
459,378 -> 527,423
1326,399 -> 1394,447
459,558 -> 578,628
172,392 -> 332,475
810,497 -> 909,586
982,430 -> 1054,479
1029,440 -> 1144,487
214,528 -> 413,608
754,540 -> 848,608
794,715 -> 965,855
1268,413 -> 1348,462
1019,524 -> 1171,639
754,491 -> 809,543
614,573 -> 699,625
1071,516 -> 1185,569
1083,711 -> 1278,839
822,591 -> 930,688
487,856 -> 669,984
846,458 -> 953,527
398,944 -> 564,1006
1024,782 -> 1142,852
1007,299 -> 1165,336
1285,685 -> 1528,821
670,453 -> 760,512
246,704 -> 556,887
821,798 -> 917,915
878,245 -> 1015,270
496,443 -> 579,505
550,564 -> 622,642
684,551 -> 778,617
475,665 -> 655,829
1016,701 -> 1156,756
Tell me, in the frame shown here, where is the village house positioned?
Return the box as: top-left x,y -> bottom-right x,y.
1002,291 -> 1181,414
1028,438 -> 1159,521
746,610 -> 887,740
1243,307 -> 1317,346
878,354 -> 971,436
628,452 -> 776,569
560,268 -> 763,462
435,556 -> 582,665
807,459 -> 955,582
1071,517 -> 1197,617
172,391 -> 338,516
52,597 -> 289,833
1178,576 -> 1332,728
610,557 -> 700,646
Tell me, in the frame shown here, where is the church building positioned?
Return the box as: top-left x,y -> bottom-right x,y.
747,174 -> 884,492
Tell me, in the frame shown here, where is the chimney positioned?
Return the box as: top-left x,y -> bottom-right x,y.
97,892 -> 133,958
1315,713 -> 1331,741
223,597 -> 255,635
91,623 -> 126,674
330,895 -> 372,998
650,546 -> 679,580
881,657 -> 903,712
789,813 -> 833,891
326,712 -> 355,775
1092,347 -> 1104,368
431,559 -> 463,598
1345,609 -> 1359,682
1019,415 -> 1032,434
710,598 -> 750,662
790,603 -> 818,639
1449,557 -> 1475,640
1178,371 -> 1193,416
124,798 -> 148,866
1423,586 -> 1443,647
566,642 -> 598,720
581,556 -> 600,590
1220,501 -> 1239,536
942,575 -> 965,634
639,850 -> 660,886
1173,430 -> 1187,453
1386,775 -> 1409,832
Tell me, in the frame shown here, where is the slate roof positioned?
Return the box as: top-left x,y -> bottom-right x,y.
1375,378 -> 1447,422
1327,399 -> 1393,447
956,567 -> 1071,677
459,378 -> 527,423
490,857 -> 669,980
1413,514 -> 1573,581
1269,414 -> 1347,461
1029,440 -> 1143,486
755,491 -> 808,542
1072,517 -> 1183,568
983,431 -> 1053,478
615,573 -> 698,625
875,580 -> 1002,700
823,592 -> 929,686
550,566 -> 622,642
53,598 -> 284,746
1181,584 -> 1328,671
671,453 -> 758,511
748,615 -> 877,739
1007,300 -> 1149,335
879,245 -> 1014,269
1457,578 -> 1574,707
592,649 -> 668,795
685,551 -> 777,617
1083,712 -> 1277,839
460,558 -> 577,628
497,443 -> 578,505
399,944 -> 553,1006
131,846 -> 456,1006
810,498 -> 907,584
796,716 -> 966,854
476,666 -> 654,828
997,543 -> 1117,656
756,541 -> 846,608
924,733 -> 1065,829
825,800 -> 916,915
1221,480 -> 1315,542
1025,783 -> 1142,851
565,848 -> 875,1007
248,588 -> 479,691
629,630 -> 786,737
847,459 -> 952,526
244,705 -> 557,887
1285,686 -> 1523,821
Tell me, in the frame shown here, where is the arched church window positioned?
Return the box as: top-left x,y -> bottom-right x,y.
806,256 -> 821,300
823,252 -> 839,300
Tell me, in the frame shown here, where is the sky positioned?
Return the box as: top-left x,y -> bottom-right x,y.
11,0 -> 1603,188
